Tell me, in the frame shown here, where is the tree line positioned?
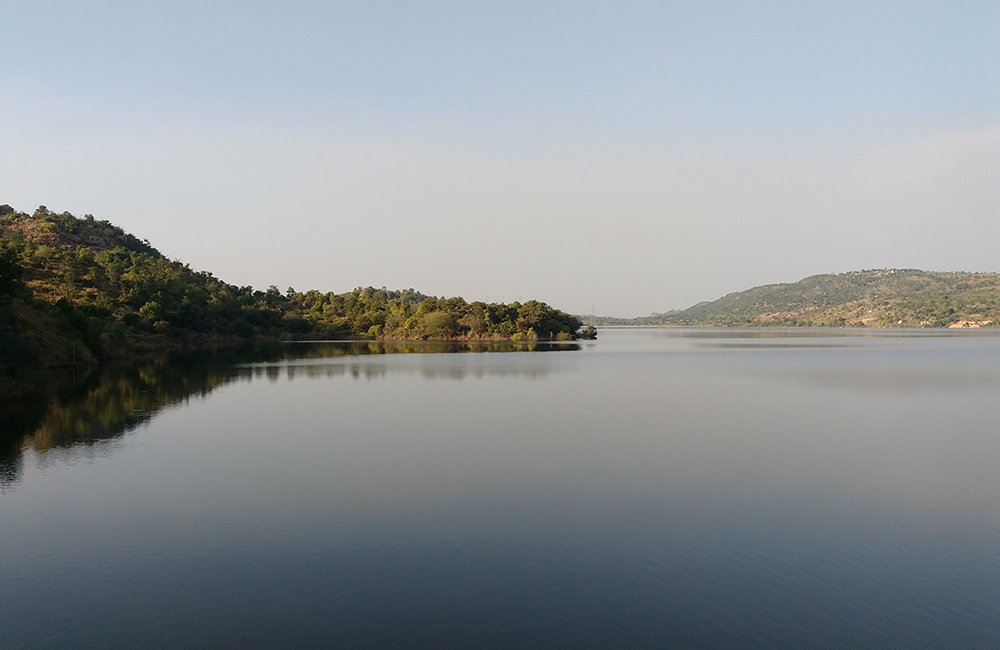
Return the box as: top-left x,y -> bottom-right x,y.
1,206 -> 586,388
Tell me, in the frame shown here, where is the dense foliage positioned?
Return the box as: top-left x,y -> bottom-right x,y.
0,206 -> 584,390
287,286 -> 582,342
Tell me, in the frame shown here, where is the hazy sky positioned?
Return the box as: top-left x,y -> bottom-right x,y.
3,1 -> 998,316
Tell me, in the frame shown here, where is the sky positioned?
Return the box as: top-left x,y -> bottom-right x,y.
2,1 -> 998,317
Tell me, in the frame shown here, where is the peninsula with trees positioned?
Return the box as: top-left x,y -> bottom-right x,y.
0,205 -> 587,392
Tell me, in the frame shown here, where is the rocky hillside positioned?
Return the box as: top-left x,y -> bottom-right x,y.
588,269 -> 1000,327
0,205 -> 158,254
668,269 -> 1000,327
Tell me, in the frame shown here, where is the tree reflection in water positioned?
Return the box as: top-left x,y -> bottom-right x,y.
0,340 -> 579,489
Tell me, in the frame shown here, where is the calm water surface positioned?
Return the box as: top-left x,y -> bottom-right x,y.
2,329 -> 1000,649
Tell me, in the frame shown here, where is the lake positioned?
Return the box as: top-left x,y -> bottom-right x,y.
2,328 -> 1000,649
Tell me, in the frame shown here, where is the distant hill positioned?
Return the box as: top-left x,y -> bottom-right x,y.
585,269 -> 1000,328
1,205 -> 584,394
580,311 -> 680,327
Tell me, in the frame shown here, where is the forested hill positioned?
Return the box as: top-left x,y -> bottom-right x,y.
589,269 -> 1000,328
0,205 -> 586,383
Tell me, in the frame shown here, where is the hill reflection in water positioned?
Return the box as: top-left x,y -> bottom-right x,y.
0,340 -> 579,489
3,329 -> 1000,648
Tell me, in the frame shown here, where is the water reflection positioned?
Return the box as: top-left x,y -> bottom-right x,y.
269,362 -> 552,383
0,341 -> 578,489
285,340 -> 580,355
768,358 -> 1000,395
3,329 -> 1000,648
596,327 -> 1000,394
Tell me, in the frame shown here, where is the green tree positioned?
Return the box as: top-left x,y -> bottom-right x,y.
0,244 -> 23,298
